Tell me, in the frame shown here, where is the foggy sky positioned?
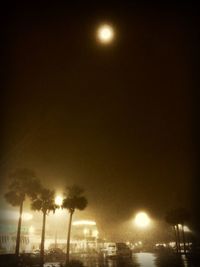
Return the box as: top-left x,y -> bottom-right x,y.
1,2 -> 198,238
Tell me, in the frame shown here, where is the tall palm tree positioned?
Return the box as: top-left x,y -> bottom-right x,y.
62,185 -> 88,265
31,187 -> 57,267
4,168 -> 40,256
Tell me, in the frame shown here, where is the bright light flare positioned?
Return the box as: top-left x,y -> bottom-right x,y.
73,220 -> 96,226
134,212 -> 151,228
83,228 -> 89,235
92,230 -> 99,238
55,195 -> 63,206
178,224 -> 191,232
29,226 -> 35,234
22,212 -> 33,221
97,24 -> 114,44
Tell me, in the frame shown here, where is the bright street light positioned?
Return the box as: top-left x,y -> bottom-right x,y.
97,24 -> 114,44
134,211 -> 151,228
22,212 -> 33,221
72,220 -> 96,226
83,228 -> 89,235
178,224 -> 191,233
29,226 -> 35,234
55,195 -> 63,206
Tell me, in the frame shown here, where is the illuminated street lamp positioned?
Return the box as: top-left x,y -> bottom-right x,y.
83,228 -> 89,236
134,211 -> 151,228
178,224 -> 191,233
22,212 -> 33,221
97,24 -> 114,44
55,195 -> 63,206
29,226 -> 35,234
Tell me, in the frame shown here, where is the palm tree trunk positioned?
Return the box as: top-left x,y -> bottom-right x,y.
176,224 -> 181,253
181,224 -> 186,254
15,201 -> 23,256
40,212 -> 46,267
173,225 -> 178,253
66,211 -> 73,265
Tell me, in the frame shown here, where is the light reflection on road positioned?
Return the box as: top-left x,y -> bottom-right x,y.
135,253 -> 156,267
73,252 -> 199,267
79,252 -> 155,267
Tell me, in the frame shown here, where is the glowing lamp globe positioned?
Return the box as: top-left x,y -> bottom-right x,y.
134,212 -> 151,228
55,195 -> 63,206
97,24 -> 114,44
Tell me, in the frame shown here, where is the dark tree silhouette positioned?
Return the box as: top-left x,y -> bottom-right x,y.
62,185 -> 88,265
4,168 -> 40,256
31,187 -> 57,267
175,208 -> 190,254
165,209 -> 180,253
165,208 -> 190,254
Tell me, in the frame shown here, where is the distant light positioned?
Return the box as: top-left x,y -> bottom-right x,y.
156,243 -> 166,247
0,210 -> 33,221
97,24 -> 114,44
83,228 -> 89,235
92,230 -> 99,238
169,242 -> 176,247
55,196 -> 63,206
184,226 -> 191,232
178,224 -> 191,232
134,212 -> 151,228
73,220 -> 96,226
22,213 -> 33,221
29,226 -> 35,234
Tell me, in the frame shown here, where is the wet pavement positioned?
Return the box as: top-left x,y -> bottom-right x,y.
72,252 -> 200,267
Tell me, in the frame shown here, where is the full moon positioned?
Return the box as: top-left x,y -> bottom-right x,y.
97,24 -> 114,44
134,212 -> 151,228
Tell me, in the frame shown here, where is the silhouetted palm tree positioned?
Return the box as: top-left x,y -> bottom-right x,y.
31,187 -> 57,267
165,208 -> 190,254
175,208 -> 190,254
62,185 -> 88,265
4,168 -> 40,256
165,209 -> 180,253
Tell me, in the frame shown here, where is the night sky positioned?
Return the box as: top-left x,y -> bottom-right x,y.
1,2 -> 199,239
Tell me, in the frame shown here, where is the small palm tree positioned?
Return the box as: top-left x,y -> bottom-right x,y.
62,185 -> 88,265
165,209 -> 180,253
31,187 -> 57,267
4,168 -> 40,256
165,208 -> 190,253
175,208 -> 190,254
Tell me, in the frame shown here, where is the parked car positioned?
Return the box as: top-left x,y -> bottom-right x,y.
106,242 -> 132,258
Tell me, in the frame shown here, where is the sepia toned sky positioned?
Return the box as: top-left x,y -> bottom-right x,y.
1,2 -> 199,239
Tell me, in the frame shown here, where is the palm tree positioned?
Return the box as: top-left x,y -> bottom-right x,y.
175,208 -> 190,254
165,209 -> 180,253
31,187 -> 57,267
62,185 -> 88,265
4,168 -> 40,256
165,208 -> 190,254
